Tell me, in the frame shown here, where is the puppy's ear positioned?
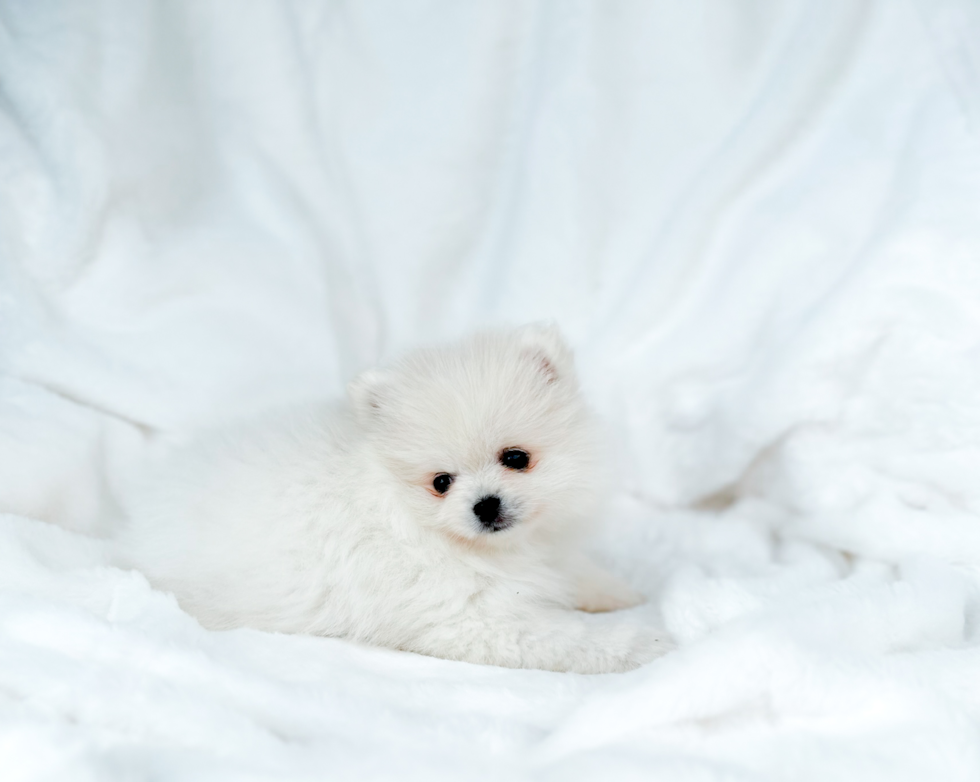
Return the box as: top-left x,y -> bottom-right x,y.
347,368 -> 389,421
517,322 -> 574,384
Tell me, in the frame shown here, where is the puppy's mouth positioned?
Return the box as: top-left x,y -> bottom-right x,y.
481,514 -> 514,533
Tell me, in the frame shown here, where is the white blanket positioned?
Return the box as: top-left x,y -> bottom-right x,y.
2,1 -> 980,778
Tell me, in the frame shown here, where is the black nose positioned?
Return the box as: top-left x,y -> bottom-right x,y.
472,495 -> 502,528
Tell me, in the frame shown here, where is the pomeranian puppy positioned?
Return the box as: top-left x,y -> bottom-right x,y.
116,324 -> 671,673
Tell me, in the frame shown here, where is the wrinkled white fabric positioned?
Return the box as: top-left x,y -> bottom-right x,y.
2,1 -> 980,779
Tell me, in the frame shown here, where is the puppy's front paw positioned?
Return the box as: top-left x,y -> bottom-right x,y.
578,581 -> 646,613
579,622 -> 674,674
573,559 -> 647,613
634,626 -> 676,662
614,625 -> 674,671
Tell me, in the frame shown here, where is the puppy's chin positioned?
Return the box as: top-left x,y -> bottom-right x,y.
436,515 -> 529,552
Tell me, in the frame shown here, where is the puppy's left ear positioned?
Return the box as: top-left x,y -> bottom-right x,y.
517,322 -> 575,385
347,368 -> 390,422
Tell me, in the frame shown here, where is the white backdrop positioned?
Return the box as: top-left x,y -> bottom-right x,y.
2,1 -> 980,779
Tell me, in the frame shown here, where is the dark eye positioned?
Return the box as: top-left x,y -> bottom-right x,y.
432,473 -> 454,494
500,449 -> 530,471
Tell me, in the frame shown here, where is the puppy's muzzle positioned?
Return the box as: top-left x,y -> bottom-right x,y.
472,495 -> 511,532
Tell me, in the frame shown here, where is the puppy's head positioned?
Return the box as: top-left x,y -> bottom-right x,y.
348,324 -> 601,547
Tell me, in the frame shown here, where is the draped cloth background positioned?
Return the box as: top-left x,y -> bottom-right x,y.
2,1 -> 980,779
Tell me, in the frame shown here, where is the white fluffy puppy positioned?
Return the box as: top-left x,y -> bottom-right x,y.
117,325 -> 671,673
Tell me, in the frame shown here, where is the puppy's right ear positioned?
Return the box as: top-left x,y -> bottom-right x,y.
347,368 -> 389,422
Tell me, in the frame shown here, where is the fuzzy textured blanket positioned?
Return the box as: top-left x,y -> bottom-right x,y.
2,1 -> 980,779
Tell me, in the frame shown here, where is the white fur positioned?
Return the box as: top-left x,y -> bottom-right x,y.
115,325 -> 671,673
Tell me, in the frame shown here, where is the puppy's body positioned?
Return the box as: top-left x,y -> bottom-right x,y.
118,327 -> 670,673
